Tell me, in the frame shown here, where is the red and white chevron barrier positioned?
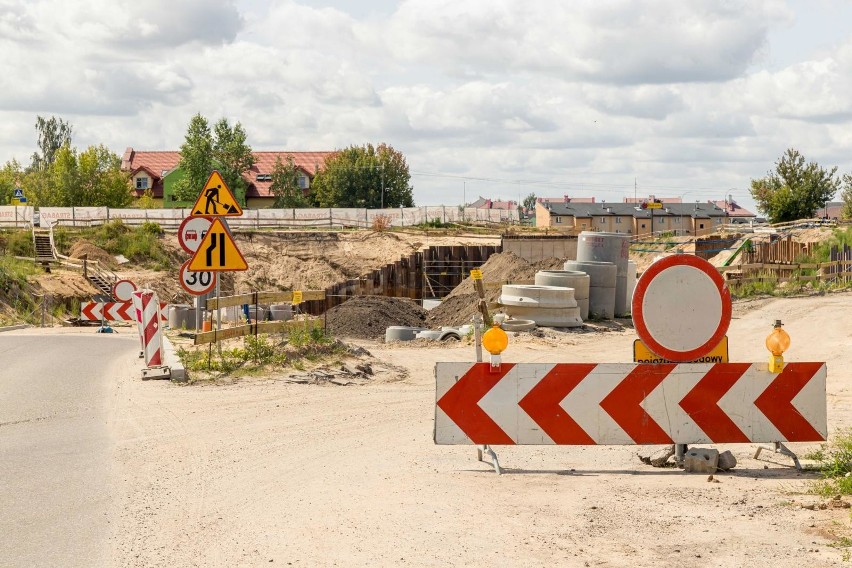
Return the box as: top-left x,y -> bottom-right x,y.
136,290 -> 163,367
81,300 -> 168,322
435,362 -> 827,445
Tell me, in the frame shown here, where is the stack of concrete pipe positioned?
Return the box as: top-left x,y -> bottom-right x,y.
534,270 -> 591,320
563,260 -> 617,319
626,260 -> 637,313
500,284 -> 583,327
576,231 -> 631,316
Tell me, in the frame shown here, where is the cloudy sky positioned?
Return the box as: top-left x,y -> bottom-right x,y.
2,0 -> 852,212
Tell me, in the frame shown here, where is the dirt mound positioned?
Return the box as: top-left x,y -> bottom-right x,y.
67,240 -> 115,267
326,296 -> 428,340
426,252 -> 563,327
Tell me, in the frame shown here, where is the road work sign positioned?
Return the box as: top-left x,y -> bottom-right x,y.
435,362 -> 826,445
188,218 -> 248,271
634,337 -> 728,364
190,171 -> 243,217
632,254 -> 731,362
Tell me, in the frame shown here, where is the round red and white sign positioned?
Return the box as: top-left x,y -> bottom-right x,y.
112,279 -> 137,302
178,215 -> 213,254
179,260 -> 216,296
632,254 -> 731,362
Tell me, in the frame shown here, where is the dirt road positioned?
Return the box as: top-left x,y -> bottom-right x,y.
111,292 -> 852,567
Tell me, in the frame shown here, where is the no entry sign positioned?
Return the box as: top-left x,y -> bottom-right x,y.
632,254 -> 731,362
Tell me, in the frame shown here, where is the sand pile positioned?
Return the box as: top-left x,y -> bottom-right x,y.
326,296 -> 428,340
67,240 -> 115,266
426,252 -> 563,327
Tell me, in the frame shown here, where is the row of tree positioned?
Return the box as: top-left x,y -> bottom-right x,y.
0,114 -> 414,209
0,116 -> 133,208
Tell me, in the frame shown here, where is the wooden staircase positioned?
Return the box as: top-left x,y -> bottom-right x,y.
33,231 -> 55,262
87,272 -> 115,299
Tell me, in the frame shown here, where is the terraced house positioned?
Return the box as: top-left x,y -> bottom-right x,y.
535,199 -> 755,237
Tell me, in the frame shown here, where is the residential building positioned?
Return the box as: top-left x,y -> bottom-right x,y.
535,200 -> 743,236
121,148 -> 335,208
469,197 -> 518,210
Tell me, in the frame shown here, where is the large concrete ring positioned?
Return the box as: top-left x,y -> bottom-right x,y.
534,270 -> 590,300
500,284 -> 577,308
385,326 -> 428,342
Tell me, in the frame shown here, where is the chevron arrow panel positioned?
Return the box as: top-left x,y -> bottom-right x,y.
434,362 -> 827,445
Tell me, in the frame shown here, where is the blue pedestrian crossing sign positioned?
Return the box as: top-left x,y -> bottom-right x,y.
13,188 -> 23,198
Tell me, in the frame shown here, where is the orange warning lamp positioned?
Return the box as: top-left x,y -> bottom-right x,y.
482,324 -> 508,355
482,324 -> 508,372
766,319 -> 790,373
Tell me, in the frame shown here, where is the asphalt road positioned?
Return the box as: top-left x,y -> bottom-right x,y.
0,330 -> 138,567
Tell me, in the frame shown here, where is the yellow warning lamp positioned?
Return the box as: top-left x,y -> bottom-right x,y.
766,319 -> 790,373
482,324 -> 509,371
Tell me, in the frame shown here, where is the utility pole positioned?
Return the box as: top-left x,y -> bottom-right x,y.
380,162 -> 385,209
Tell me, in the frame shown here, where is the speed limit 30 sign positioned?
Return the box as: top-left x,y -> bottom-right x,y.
179,259 -> 216,296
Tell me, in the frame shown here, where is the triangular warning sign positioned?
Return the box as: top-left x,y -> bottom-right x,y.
190,170 -> 243,217
188,218 -> 248,271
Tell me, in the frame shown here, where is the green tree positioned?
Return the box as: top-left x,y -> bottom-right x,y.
0,159 -> 22,205
30,115 -> 73,172
212,118 -> 255,206
522,192 -> 537,212
173,113 -> 214,202
270,155 -> 308,207
841,174 -> 852,219
311,143 -> 412,208
77,145 -> 132,208
750,148 -> 840,223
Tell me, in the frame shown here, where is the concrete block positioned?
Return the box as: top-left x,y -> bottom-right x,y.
717,450 -> 737,471
683,448 -> 719,474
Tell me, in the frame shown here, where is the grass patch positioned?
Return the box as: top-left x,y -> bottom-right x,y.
809,430 -> 852,496
0,256 -> 41,325
177,322 -> 346,377
74,220 -> 173,270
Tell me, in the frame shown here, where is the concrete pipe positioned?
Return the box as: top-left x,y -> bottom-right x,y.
578,298 -> 589,321
168,305 -> 189,329
385,326 -> 428,342
500,284 -> 577,308
534,270 -> 590,300
246,305 -> 267,322
504,305 -> 583,328
439,331 -> 462,341
500,319 -> 537,332
415,330 -> 443,341
587,286 -> 617,320
563,260 -> 617,287
269,304 -> 294,321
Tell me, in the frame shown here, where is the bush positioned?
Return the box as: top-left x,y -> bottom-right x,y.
371,214 -> 392,232
83,220 -> 171,269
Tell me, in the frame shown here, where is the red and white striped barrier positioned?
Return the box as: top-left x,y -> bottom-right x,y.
81,300 -> 168,322
435,362 -> 827,445
136,290 -> 163,367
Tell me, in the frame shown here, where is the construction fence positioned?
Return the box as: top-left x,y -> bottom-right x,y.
23,206 -> 519,229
